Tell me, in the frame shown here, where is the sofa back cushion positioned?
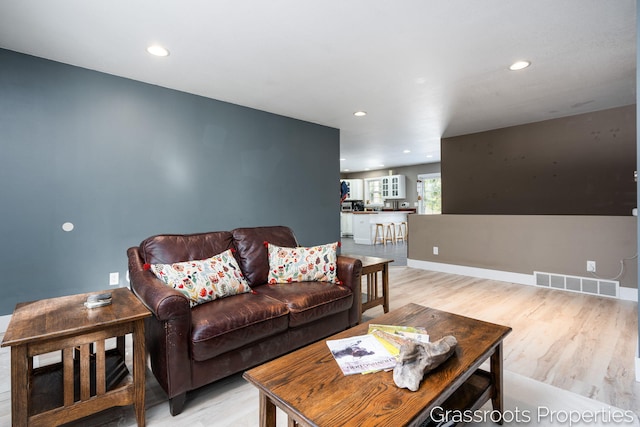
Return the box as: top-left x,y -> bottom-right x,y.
140,231 -> 235,264
232,226 -> 298,286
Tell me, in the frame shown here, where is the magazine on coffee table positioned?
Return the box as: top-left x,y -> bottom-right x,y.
367,324 -> 429,356
326,334 -> 397,375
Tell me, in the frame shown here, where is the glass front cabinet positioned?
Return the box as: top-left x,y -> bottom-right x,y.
381,175 -> 406,199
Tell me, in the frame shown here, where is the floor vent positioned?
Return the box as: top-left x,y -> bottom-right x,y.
533,271 -> 619,298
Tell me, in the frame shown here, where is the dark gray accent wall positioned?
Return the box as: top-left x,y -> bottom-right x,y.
0,49 -> 340,315
441,105 -> 637,215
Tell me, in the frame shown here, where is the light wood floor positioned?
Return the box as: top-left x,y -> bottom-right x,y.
0,267 -> 638,425
373,267 -> 640,416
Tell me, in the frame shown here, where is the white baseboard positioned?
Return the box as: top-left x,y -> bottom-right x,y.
353,238 -> 372,245
620,286 -> 639,302
407,259 -> 638,302
407,259 -> 535,286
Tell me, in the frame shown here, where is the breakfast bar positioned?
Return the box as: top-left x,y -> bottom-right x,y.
352,211 -> 411,245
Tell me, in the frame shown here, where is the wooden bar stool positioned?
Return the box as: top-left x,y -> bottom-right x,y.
395,221 -> 407,243
373,223 -> 385,245
384,223 -> 395,245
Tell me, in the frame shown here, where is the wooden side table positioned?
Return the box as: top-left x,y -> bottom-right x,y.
1,287 -> 151,427
341,254 -> 393,323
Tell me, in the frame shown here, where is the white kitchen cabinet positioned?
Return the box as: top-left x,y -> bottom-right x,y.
340,212 -> 353,236
352,213 -> 374,244
342,179 -> 363,200
381,175 -> 406,199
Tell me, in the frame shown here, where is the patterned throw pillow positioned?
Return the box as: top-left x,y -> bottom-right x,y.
266,242 -> 340,284
148,249 -> 251,307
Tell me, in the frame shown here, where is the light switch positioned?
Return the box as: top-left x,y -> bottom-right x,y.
109,272 -> 119,286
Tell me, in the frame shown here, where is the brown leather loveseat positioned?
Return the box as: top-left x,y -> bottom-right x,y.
127,225 -> 362,416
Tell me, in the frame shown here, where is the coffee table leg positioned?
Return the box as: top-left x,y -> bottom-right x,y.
490,342 -> 505,424
259,391 -> 277,427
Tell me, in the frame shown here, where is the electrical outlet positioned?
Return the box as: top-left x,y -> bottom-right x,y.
433,246 -> 439,255
109,272 -> 119,286
586,261 -> 596,273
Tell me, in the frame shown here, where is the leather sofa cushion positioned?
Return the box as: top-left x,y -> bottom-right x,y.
190,292 -> 289,361
258,282 -> 353,328
140,231 -> 234,264
232,226 -> 298,286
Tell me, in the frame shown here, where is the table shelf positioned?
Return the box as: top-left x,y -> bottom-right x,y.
419,369 -> 493,427
30,348 -> 130,415
361,293 -> 384,312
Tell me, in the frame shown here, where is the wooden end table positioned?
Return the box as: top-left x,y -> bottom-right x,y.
341,254 -> 393,322
1,287 -> 151,427
244,303 -> 512,427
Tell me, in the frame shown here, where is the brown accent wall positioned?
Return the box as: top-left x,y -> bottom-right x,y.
441,105 -> 637,215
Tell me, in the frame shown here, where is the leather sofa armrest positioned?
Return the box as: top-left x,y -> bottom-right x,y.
127,247 -> 190,321
337,255 -> 362,326
127,246 -> 193,401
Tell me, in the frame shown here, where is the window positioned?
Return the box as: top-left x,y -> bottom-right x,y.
364,178 -> 383,207
417,173 -> 441,214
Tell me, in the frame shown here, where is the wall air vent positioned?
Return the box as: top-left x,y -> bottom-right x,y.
533,271 -> 618,298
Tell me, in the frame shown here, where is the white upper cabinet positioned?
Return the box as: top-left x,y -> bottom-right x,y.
342,179 -> 363,200
381,175 -> 406,199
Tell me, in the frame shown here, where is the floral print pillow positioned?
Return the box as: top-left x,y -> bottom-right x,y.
148,249 -> 251,307
266,242 -> 340,284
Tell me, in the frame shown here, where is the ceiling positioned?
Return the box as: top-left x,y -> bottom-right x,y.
0,1 -> 636,172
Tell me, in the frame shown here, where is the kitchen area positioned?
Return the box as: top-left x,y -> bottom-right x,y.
340,175 -> 416,265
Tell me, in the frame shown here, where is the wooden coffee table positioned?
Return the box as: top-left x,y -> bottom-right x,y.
243,303 -> 511,427
1,287 -> 151,427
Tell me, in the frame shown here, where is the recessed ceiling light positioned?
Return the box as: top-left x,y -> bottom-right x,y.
426,155 -> 434,158
340,158 -> 346,161
403,150 -> 411,154
353,111 -> 367,117
147,45 -> 170,57
343,169 -> 350,172
509,60 -> 530,71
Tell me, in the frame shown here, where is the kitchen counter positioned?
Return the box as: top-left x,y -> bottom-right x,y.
352,211 -> 411,245
352,209 -> 416,214
381,208 -> 416,213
